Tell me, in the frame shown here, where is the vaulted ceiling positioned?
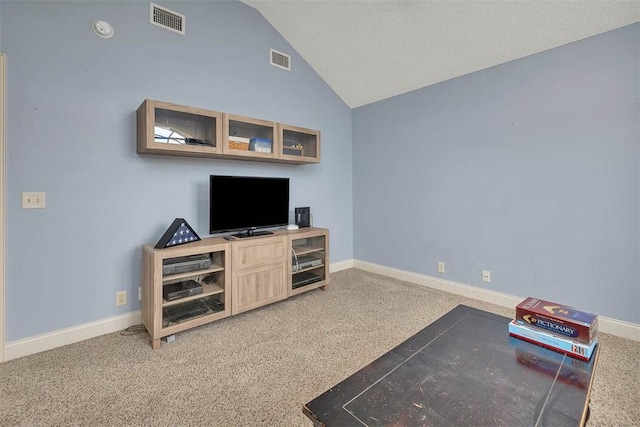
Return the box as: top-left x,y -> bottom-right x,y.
243,1 -> 640,108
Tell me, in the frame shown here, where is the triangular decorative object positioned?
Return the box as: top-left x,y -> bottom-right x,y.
155,218 -> 201,249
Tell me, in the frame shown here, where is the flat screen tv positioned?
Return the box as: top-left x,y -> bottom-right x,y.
209,175 -> 289,237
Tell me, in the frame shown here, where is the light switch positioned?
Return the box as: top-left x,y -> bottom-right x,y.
22,192 -> 46,209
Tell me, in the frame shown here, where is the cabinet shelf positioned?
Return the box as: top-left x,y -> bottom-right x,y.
280,124 -> 320,164
292,277 -> 328,290
289,229 -> 329,297
161,263 -> 225,282
137,100 -> 223,156
142,239 -> 231,350
223,113 -> 277,160
292,264 -> 325,275
292,244 -> 325,256
290,277 -> 328,296
162,283 -> 225,307
161,309 -> 228,335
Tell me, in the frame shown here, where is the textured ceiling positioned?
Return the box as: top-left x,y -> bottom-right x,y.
243,0 -> 640,108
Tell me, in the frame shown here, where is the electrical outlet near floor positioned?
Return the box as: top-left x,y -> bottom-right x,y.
482,270 -> 491,283
138,287 -> 142,301
116,291 -> 127,306
437,261 -> 445,274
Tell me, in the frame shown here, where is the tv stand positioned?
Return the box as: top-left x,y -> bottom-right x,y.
142,227 -> 329,348
234,229 -> 273,238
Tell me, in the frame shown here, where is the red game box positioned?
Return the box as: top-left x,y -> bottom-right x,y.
515,297 -> 598,344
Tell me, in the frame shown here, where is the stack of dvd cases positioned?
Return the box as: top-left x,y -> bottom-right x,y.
509,297 -> 598,361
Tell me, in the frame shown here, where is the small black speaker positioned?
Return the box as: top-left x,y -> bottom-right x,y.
295,207 -> 311,228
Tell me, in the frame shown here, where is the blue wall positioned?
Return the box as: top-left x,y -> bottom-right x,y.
353,24 -> 640,324
3,2 -> 639,343
2,1 -> 353,341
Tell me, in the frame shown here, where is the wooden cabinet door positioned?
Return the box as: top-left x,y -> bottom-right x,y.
233,265 -> 287,314
231,236 -> 287,314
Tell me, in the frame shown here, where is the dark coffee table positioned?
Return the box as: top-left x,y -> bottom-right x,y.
304,305 -> 599,426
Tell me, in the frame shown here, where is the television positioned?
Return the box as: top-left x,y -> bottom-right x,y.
209,175 -> 290,237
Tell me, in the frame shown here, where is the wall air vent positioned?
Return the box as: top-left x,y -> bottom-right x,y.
270,49 -> 291,71
150,3 -> 185,35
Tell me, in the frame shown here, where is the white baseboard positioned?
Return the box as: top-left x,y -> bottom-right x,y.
330,258 -> 354,273
5,259 -> 637,361
354,260 -> 640,342
3,260 -> 355,361
4,310 -> 142,361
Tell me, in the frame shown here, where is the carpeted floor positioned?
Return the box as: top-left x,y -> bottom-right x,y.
0,268 -> 638,426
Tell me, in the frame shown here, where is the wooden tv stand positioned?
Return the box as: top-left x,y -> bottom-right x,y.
141,227 -> 329,349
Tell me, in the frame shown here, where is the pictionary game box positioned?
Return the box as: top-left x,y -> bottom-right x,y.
515,297 -> 598,344
515,346 -> 590,389
509,320 -> 597,361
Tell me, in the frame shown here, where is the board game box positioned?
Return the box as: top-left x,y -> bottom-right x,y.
515,297 -> 598,344
515,346 -> 590,389
509,320 -> 598,361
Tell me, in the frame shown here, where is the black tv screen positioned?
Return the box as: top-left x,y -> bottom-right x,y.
209,175 -> 289,237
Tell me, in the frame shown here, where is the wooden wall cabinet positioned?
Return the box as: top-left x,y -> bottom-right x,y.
137,99 -> 320,164
280,124 -> 320,164
222,113 -> 279,162
137,99 -> 223,157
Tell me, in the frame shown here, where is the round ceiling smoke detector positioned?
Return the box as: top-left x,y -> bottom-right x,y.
92,20 -> 114,39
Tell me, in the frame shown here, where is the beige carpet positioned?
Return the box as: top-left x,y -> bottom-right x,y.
0,268 -> 638,426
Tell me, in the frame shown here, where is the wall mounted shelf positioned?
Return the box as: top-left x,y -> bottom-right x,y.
137,99 -> 320,164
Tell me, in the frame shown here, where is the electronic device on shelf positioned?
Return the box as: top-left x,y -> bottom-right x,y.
163,280 -> 203,301
292,271 -> 323,289
162,254 -> 212,275
292,255 -> 323,272
209,175 -> 289,238
202,274 -> 217,284
295,207 -> 311,228
184,138 -> 213,146
162,298 -> 210,324
204,297 -> 225,312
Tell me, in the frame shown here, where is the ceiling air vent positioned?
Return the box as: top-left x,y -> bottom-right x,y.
270,49 -> 291,71
150,3 -> 185,35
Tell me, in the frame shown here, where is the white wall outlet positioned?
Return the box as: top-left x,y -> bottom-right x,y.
138,287 -> 142,301
482,270 -> 491,283
116,291 -> 127,306
437,261 -> 445,274
21,192 -> 46,209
